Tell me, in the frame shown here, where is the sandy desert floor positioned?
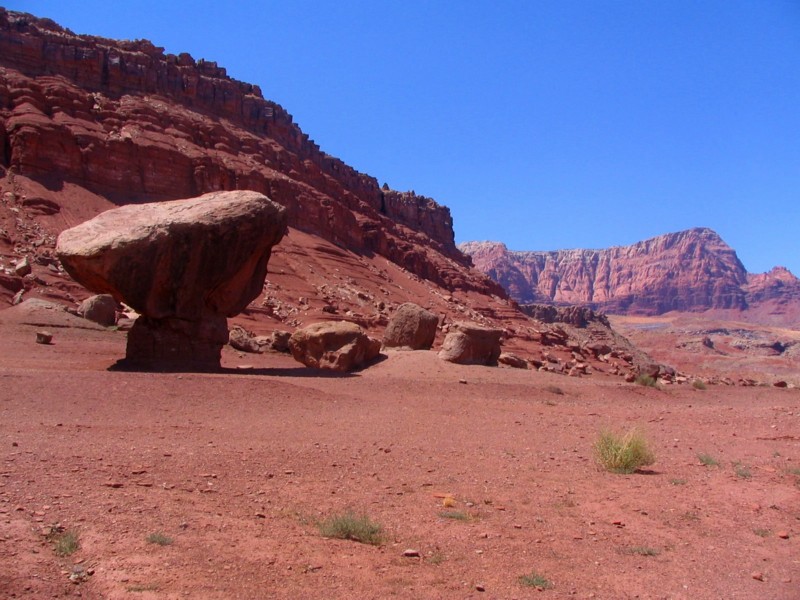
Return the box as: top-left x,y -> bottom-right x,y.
0,314 -> 798,599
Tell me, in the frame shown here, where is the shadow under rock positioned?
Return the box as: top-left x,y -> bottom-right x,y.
107,353 -> 388,377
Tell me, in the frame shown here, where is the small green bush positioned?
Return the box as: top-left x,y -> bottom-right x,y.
53,529 -> 79,557
692,380 -> 707,390
697,453 -> 720,467
595,428 -> 655,474
318,511 -> 383,546
753,528 -> 771,538
734,462 -> 752,479
146,532 -> 173,546
625,546 -> 660,556
438,510 -> 470,521
519,571 -> 553,589
634,374 -> 659,388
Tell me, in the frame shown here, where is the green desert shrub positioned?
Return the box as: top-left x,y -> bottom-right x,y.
146,532 -> 173,546
634,374 -> 659,388
595,428 -> 656,474
697,453 -> 719,467
318,511 -> 383,546
519,571 -> 553,589
52,529 -> 79,556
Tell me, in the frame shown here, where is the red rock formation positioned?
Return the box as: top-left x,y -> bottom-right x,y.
0,8 -> 503,297
461,228 -> 751,315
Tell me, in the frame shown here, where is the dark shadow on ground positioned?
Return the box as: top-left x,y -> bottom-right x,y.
107,353 -> 388,377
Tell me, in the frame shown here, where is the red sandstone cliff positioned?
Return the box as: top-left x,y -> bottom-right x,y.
0,8 -> 503,297
460,228 -> 772,315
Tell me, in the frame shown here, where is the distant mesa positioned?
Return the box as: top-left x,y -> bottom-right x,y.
460,228 -> 800,319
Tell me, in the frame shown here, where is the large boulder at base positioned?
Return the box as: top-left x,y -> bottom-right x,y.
289,321 -> 381,372
56,191 -> 287,369
383,302 -> 439,350
438,322 -> 502,366
77,294 -> 118,327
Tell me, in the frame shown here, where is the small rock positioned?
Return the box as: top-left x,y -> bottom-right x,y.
35,331 -> 53,345
14,257 -> 32,277
773,381 -> 788,388
475,584 -> 486,592
751,572 -> 764,581
777,531 -> 789,539
402,549 -> 420,558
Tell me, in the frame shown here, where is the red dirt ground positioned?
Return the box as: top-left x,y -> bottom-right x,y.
1,313 -> 798,599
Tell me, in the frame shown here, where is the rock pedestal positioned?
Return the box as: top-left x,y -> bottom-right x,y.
56,191 -> 287,369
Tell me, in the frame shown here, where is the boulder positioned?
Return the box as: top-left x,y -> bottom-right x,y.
438,322 -> 502,366
56,191 -> 287,369
14,256 -> 31,277
229,325 -> 263,354
289,321 -> 381,372
269,330 -> 291,353
498,352 -> 528,369
77,294 -> 117,327
382,302 -> 438,350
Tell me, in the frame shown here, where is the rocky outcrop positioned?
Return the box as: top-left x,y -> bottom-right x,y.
0,9 -> 504,298
461,229 -> 750,315
56,191 -> 287,369
520,304 -> 609,328
289,321 -> 381,371
438,322 -> 502,366
746,267 -> 800,305
382,302 -> 439,350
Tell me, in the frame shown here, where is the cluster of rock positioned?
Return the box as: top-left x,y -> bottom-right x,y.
520,304 -> 609,328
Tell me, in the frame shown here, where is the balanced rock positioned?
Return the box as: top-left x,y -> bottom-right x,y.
289,321 -> 381,372
77,294 -> 118,327
438,322 -> 502,366
383,302 -> 438,350
56,191 -> 287,369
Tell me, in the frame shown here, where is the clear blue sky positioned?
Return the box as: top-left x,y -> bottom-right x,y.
8,1 -> 800,274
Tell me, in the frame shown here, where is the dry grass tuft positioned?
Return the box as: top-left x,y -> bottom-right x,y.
318,511 -> 383,546
595,428 -> 655,474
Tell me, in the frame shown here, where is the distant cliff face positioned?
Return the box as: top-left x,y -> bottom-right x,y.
0,9 -> 502,296
461,228 -> 756,315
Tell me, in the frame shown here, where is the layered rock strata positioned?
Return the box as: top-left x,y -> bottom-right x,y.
461,229 -> 751,315
0,9 -> 503,297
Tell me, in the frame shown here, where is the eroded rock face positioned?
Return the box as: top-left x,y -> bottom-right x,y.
438,322 -> 502,366
56,191 -> 287,369
383,302 -> 439,350
461,229 -> 749,315
289,321 -> 381,372
0,9 -> 506,298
